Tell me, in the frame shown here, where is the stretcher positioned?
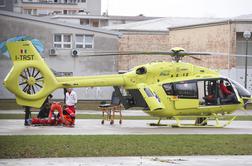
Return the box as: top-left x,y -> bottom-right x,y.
98,104 -> 122,125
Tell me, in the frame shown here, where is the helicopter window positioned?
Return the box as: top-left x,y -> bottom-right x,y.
230,80 -> 251,97
136,67 -> 147,75
174,82 -> 198,99
144,88 -> 154,97
163,83 -> 174,95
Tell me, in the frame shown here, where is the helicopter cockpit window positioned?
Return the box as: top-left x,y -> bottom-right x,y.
163,83 -> 174,95
174,82 -> 198,99
144,88 -> 154,97
230,80 -> 251,97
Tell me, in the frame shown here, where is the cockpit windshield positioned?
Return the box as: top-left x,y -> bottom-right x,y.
230,79 -> 251,97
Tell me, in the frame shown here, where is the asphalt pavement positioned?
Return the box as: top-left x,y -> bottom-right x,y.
1,119 -> 252,135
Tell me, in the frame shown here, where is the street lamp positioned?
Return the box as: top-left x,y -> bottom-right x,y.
243,31 -> 251,89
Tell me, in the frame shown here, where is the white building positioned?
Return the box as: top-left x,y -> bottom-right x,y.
13,0 -> 101,16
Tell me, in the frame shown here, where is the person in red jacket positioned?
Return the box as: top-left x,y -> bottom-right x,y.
220,80 -> 232,96
219,80 -> 236,102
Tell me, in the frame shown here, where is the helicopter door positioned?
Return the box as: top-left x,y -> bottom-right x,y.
199,80 -> 219,106
172,81 -> 199,110
137,84 -> 165,111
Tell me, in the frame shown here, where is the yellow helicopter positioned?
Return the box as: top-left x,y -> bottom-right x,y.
3,40 -> 252,127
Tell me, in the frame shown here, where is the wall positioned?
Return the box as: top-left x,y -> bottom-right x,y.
86,0 -> 101,15
0,0 -> 13,11
168,23 -> 236,69
118,31 -> 171,70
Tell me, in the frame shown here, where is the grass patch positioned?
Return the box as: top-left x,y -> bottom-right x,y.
0,114 -> 252,121
0,135 -> 252,158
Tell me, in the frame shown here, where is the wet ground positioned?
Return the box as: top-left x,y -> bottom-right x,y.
1,119 -> 252,135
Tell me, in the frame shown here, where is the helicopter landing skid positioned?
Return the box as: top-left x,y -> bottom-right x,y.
149,116 -> 237,128
149,118 -> 169,126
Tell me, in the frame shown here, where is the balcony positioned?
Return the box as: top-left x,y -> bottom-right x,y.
21,0 -> 78,5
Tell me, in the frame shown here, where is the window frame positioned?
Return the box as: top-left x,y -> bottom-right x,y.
144,88 -> 154,97
162,83 -> 174,96
53,34 -> 72,49
173,81 -> 198,99
0,0 -> 5,7
75,34 -> 94,49
163,81 -> 198,99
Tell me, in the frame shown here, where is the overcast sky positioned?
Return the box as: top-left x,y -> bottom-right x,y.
101,0 -> 252,18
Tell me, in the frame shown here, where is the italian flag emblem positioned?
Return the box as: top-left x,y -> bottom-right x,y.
20,49 -> 27,54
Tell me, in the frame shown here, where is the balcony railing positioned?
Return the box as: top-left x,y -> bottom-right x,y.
21,1 -> 78,5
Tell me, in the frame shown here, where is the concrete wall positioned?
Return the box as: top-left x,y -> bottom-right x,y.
86,0 -> 101,15
118,31 -> 171,70
0,0 -> 14,11
0,14 -> 119,100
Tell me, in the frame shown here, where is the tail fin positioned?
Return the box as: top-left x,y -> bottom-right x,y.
3,41 -> 58,108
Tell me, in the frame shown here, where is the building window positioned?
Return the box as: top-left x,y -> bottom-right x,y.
0,0 -> 5,7
23,9 -> 37,15
68,10 -> 77,14
80,19 -> 89,25
33,9 -> 37,15
75,34 -> 94,48
54,34 -> 72,49
24,9 -> 32,15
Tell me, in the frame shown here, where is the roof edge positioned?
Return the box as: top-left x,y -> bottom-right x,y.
169,20 -> 229,30
169,18 -> 252,30
0,11 -> 122,37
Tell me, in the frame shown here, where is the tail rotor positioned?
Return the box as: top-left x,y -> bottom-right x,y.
18,67 -> 44,95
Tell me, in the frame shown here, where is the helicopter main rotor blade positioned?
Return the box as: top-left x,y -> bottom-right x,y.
206,52 -> 252,58
81,52 -> 175,57
79,51 -> 252,59
182,52 -> 211,56
80,51 -> 212,57
189,55 -> 202,60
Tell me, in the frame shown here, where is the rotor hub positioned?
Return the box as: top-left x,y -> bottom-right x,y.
27,77 -> 36,86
